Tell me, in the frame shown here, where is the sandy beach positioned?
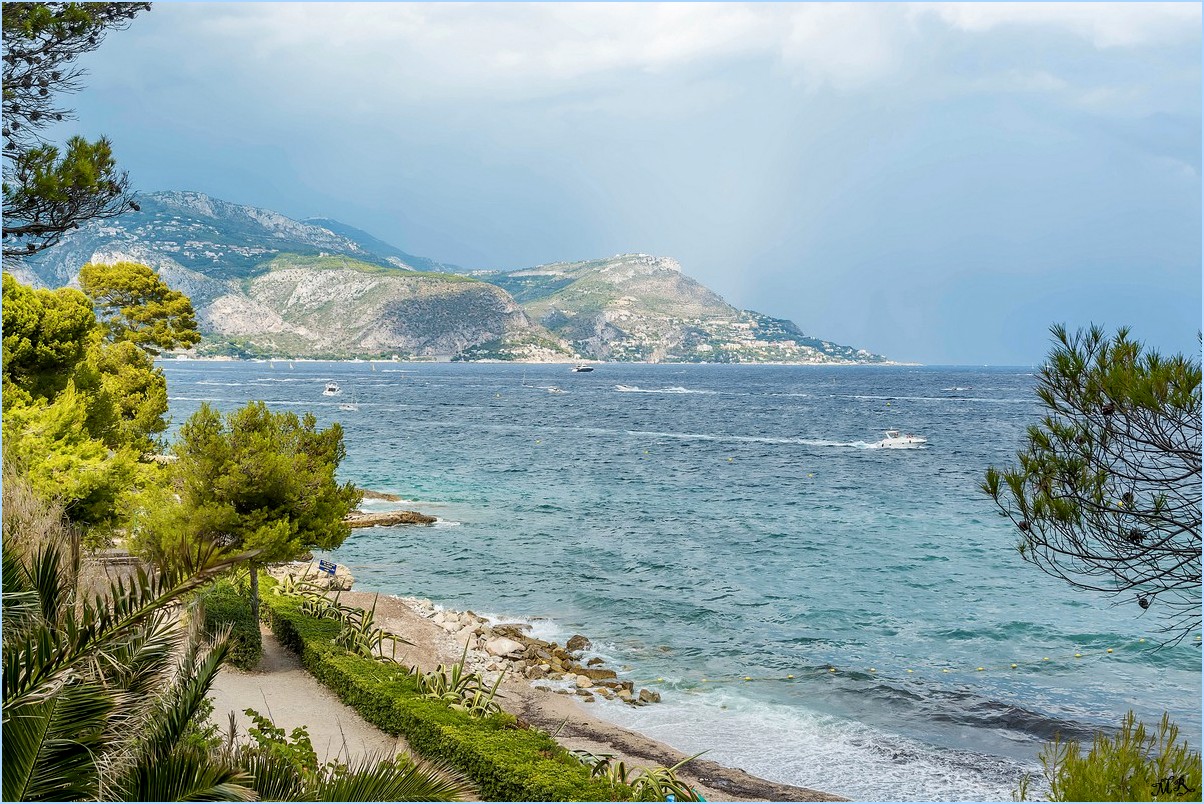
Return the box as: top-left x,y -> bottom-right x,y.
210,582 -> 843,802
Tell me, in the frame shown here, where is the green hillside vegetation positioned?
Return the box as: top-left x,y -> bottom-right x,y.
252,253 -> 480,284
303,217 -> 465,274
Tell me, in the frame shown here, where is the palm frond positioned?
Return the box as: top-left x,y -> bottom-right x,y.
2,679 -> 115,802
104,747 -> 256,802
307,753 -> 475,802
238,750 -> 305,802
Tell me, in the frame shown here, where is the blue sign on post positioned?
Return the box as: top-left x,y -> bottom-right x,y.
317,559 -> 337,576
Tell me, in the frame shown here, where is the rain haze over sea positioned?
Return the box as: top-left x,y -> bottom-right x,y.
163,360 -> 1201,801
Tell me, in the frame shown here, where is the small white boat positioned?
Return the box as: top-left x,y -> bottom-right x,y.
338,402 -> 359,411
571,364 -> 595,372
873,429 -> 927,449
323,382 -> 341,396
546,386 -> 565,394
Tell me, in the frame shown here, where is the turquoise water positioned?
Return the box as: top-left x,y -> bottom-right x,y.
164,361 -> 1201,801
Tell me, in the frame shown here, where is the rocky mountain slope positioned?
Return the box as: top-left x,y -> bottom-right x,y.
199,254 -> 572,360
15,190 -> 885,363
486,254 -> 884,363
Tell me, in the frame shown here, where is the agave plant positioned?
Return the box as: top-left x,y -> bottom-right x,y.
408,643 -> 506,716
282,585 -> 410,661
575,750 -> 707,802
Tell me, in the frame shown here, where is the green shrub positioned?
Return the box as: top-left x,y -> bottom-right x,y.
200,577 -> 262,670
1018,711 -> 1202,801
262,589 -> 634,801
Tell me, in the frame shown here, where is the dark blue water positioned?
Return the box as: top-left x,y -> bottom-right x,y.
163,360 -> 1201,801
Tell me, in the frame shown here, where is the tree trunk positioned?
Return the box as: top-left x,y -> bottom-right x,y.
249,562 -> 260,624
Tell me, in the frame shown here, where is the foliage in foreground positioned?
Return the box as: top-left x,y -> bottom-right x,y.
984,325 -> 1201,640
231,707 -> 473,802
1,477 -> 473,801
1,500 -> 254,801
1017,711 -> 1202,802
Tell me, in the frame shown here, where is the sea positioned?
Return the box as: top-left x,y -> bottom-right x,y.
162,360 -> 1202,801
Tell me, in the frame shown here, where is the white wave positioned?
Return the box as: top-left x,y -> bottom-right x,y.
625,429 -> 876,449
596,689 -> 1030,801
432,518 -> 462,528
614,385 -> 717,395
195,380 -> 246,386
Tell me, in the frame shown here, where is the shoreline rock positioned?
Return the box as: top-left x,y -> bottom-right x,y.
357,488 -> 403,502
410,599 -> 659,708
345,509 -> 436,528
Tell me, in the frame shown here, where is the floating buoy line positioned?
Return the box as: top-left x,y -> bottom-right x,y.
625,636 -> 1198,688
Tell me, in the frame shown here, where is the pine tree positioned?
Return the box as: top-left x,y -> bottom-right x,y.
3,2 -> 151,260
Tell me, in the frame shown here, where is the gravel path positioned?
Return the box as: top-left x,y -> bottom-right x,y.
207,625 -> 408,764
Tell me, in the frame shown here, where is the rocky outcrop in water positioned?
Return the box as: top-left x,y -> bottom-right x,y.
345,509 -> 437,527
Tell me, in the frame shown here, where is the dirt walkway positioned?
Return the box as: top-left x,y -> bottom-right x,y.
207,625 -> 408,764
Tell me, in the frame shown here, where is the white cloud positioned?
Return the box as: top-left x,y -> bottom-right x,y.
779,4 -> 910,90
150,2 -> 1198,109
916,2 -> 1201,49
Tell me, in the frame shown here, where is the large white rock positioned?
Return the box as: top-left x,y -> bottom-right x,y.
484,637 -> 525,657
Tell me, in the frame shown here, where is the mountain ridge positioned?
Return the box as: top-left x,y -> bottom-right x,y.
17,190 -> 889,364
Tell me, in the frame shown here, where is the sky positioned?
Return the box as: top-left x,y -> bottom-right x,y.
57,2 -> 1201,364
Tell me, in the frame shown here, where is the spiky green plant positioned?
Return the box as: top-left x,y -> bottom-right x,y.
279,584 -> 410,661
575,751 -> 707,802
408,643 -> 506,716
1017,711 -> 1202,802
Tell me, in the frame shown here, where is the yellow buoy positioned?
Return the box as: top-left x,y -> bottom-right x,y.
786,674 -> 794,679
1139,638 -> 1146,643
906,669 -> 913,673
829,668 -> 836,673
942,668 -> 949,673
1011,664 -> 1018,669
728,458 -> 734,462
976,667 -> 984,672
743,676 -> 752,681
1043,657 -> 1050,661
1106,649 -> 1113,654
1074,653 -> 1082,658
868,668 -> 876,672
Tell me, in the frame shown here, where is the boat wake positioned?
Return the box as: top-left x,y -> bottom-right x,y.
625,429 -> 880,449
614,385 -> 717,395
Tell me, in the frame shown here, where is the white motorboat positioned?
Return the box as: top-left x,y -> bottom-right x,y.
338,402 -> 359,411
546,386 -> 565,394
571,364 -> 595,372
323,382 -> 341,396
873,429 -> 927,449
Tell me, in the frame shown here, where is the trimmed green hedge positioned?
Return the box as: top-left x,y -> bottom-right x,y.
262,588 -> 634,801
200,578 -> 262,670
